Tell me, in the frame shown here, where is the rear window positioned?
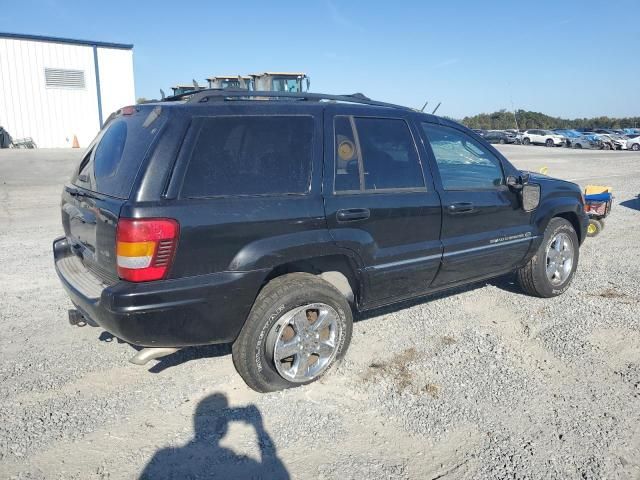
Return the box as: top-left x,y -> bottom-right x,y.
74,107 -> 165,199
181,116 -> 314,197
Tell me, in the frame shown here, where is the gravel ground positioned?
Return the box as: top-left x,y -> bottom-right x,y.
1,145 -> 639,479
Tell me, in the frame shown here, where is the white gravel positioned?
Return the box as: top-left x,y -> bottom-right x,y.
1,146 -> 639,479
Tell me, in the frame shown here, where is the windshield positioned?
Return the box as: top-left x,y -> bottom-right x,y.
272,77 -> 302,92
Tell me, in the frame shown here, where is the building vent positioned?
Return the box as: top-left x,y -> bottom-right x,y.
45,68 -> 86,89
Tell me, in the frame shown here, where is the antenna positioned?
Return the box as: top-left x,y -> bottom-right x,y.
192,79 -> 200,89
431,102 -> 441,115
420,100 -> 429,112
160,89 -> 166,100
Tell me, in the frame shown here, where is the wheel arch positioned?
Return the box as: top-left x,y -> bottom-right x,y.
262,254 -> 362,306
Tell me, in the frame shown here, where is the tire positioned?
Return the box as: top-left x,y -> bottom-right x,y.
499,138 -> 506,144
523,137 -> 531,145
545,139 -> 554,147
602,143 -> 611,150
575,143 -> 583,149
587,219 -> 602,237
516,218 -> 579,298
632,143 -> 640,151
232,273 -> 353,392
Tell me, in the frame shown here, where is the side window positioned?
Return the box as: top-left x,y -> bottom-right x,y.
333,116 -> 424,192
421,123 -> 504,191
182,116 -> 313,197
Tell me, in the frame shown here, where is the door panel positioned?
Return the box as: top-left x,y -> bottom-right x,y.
420,122 -> 533,287
323,108 -> 443,307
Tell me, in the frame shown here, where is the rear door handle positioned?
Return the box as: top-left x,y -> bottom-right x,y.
448,202 -> 474,214
336,208 -> 370,222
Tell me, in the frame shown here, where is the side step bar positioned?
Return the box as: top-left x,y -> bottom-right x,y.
129,347 -> 180,365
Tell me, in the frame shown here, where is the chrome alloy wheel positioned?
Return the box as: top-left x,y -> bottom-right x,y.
545,233 -> 574,285
269,303 -> 342,383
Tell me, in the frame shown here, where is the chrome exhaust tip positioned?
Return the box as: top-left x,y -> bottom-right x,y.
129,347 -> 180,365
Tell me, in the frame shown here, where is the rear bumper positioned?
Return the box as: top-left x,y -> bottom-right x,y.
53,237 -> 268,347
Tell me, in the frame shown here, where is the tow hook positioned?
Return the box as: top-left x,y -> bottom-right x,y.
68,309 -> 87,327
129,347 -> 180,365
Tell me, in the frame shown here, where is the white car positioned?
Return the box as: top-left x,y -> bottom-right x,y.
627,135 -> 640,151
521,129 -> 565,147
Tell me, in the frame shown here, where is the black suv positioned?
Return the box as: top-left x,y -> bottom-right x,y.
54,91 -> 588,392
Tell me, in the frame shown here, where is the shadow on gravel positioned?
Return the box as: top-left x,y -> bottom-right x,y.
140,392 -> 289,480
140,275 -> 523,371
620,196 -> 640,211
356,273 -> 522,321
148,344 -> 232,373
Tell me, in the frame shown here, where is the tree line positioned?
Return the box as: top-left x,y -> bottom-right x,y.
460,109 -> 640,130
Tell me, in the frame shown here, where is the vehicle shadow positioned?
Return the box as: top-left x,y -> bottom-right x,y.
620,196 -> 640,212
147,344 -> 231,373
139,392 -> 290,480
146,274 -> 523,370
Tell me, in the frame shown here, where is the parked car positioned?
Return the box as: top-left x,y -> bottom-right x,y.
553,129 -> 582,147
53,91 -> 589,392
482,130 -> 517,144
571,133 -> 603,149
601,134 -> 627,150
626,134 -> 640,151
521,129 -> 565,147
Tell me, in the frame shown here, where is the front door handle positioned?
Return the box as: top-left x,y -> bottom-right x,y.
336,208 -> 371,222
448,202 -> 474,214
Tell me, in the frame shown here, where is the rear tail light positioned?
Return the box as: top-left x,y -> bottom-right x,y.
116,218 -> 179,282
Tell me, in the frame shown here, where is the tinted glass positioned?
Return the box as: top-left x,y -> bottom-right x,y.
334,117 -> 424,192
334,116 -> 360,191
421,123 -> 504,191
182,116 -> 313,197
74,108 -> 165,199
360,117 -> 423,190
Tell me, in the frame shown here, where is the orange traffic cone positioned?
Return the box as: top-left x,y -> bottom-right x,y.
72,135 -> 79,148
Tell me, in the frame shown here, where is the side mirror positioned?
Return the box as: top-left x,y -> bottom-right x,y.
506,175 -> 523,190
522,183 -> 541,212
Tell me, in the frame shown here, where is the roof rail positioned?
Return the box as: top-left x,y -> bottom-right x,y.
166,89 -> 415,111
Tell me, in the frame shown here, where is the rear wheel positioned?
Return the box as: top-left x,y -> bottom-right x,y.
517,218 -> 579,297
232,273 -> 353,392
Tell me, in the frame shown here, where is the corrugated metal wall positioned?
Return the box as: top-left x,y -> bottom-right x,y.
0,37 -> 135,148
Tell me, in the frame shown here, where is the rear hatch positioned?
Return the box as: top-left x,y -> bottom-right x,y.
61,105 -> 166,283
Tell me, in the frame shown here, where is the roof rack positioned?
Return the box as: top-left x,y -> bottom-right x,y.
165,89 -> 415,112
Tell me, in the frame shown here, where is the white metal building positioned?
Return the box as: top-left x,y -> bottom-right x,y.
0,32 -> 135,148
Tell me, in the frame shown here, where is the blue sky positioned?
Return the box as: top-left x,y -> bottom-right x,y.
2,0 -> 639,119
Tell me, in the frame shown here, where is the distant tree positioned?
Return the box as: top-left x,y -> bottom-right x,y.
136,97 -> 150,104
461,110 -> 640,130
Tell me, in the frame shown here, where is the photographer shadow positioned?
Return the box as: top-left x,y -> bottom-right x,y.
140,393 -> 289,480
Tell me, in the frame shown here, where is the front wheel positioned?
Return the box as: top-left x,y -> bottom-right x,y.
632,143 -> 640,151
522,137 -> 531,145
517,218 -> 579,297
499,138 -> 506,144
232,273 -> 353,392
545,139 -> 554,147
